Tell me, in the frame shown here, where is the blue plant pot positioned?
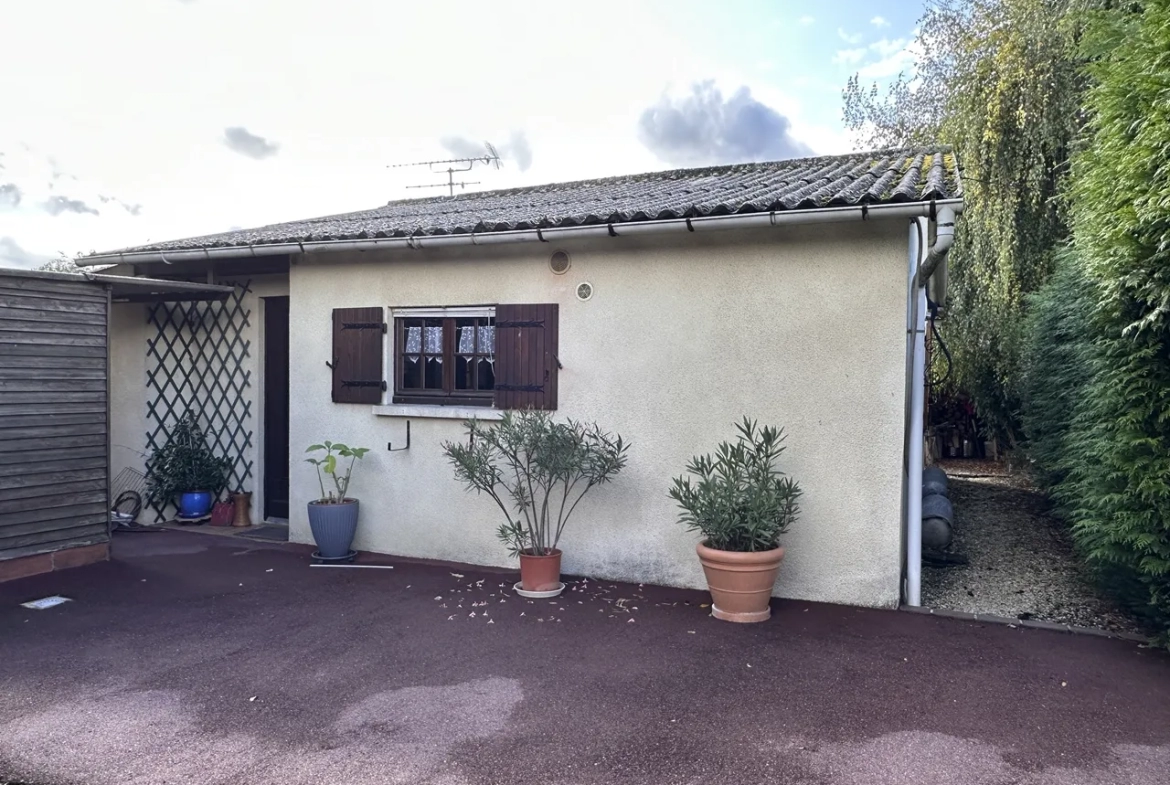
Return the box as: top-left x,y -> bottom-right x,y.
307,499 -> 359,558
179,491 -> 214,518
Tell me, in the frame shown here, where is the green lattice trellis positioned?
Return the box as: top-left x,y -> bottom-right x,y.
145,281 -> 253,521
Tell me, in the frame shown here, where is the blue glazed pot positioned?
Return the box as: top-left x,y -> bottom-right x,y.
307,499 -> 359,558
179,490 -> 213,518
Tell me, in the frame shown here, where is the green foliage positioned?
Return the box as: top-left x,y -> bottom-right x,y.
442,411 -> 629,557
842,1 -> 968,148
305,440 -> 370,503
1018,0 -> 1170,640
1018,248 -> 1095,491
1058,0 -> 1170,637
844,0 -> 1090,443
145,413 -> 232,508
669,418 -> 802,553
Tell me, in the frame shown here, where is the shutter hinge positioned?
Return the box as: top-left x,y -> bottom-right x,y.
495,319 -> 545,329
341,321 -> 385,330
494,383 -> 545,392
341,380 -> 388,391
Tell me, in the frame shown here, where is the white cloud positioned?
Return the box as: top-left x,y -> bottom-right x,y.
799,15 -> 815,26
222,127 -> 280,160
0,142 -> 144,260
870,37 -> 907,58
859,35 -> 919,79
871,16 -> 890,27
833,48 -> 868,66
0,237 -> 53,269
637,82 -> 812,165
837,27 -> 864,44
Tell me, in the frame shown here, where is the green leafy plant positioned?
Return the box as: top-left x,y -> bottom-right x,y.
145,413 -> 232,508
669,418 -> 802,553
442,411 -> 629,557
843,0 -> 1089,445
305,441 -> 370,503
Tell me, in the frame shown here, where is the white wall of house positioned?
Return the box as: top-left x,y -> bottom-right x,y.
107,222 -> 909,605
109,302 -> 149,495
281,221 -> 910,607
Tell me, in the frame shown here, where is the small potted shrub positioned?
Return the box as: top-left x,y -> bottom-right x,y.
669,418 -> 802,623
443,411 -> 629,596
146,413 -> 232,520
305,441 -> 370,559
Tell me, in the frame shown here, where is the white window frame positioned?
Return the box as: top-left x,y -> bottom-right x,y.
374,305 -> 499,418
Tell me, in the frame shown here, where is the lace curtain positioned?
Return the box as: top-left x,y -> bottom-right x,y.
404,326 -> 443,360
405,325 -> 494,362
458,326 -> 495,355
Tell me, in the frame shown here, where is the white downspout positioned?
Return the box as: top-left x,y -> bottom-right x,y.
905,219 -> 927,607
905,206 -> 957,607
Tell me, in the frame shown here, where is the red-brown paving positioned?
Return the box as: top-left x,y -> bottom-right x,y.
1,531 -> 1167,784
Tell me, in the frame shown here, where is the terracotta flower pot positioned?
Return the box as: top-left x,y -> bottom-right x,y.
518,548 -> 562,592
696,541 -> 785,623
209,501 -> 234,526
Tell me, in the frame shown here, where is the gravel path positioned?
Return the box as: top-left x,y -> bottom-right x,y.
921,465 -> 1143,635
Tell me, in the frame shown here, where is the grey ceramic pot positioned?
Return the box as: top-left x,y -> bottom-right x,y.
307,499 -> 359,558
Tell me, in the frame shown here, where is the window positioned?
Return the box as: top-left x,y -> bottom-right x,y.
393,307 -> 496,406
388,303 -> 560,411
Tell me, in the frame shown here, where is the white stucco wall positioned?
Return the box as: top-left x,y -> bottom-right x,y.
284,221 -> 910,607
108,275 -> 290,521
109,302 -> 149,491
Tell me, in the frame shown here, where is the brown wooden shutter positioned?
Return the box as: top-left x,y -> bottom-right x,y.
493,303 -> 559,410
331,307 -> 385,403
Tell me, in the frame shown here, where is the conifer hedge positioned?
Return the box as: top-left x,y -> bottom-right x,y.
1022,0 -> 1170,638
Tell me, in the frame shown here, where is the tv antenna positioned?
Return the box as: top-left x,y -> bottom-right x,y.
390,142 -> 502,197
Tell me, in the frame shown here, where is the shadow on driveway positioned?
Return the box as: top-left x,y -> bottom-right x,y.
1,531 -> 1168,785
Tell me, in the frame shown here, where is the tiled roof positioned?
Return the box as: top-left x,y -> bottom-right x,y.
101,147 -> 959,255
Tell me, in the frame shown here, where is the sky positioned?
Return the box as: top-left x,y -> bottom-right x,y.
0,0 -> 924,269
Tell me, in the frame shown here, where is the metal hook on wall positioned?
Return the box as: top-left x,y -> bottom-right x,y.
387,420 -> 411,452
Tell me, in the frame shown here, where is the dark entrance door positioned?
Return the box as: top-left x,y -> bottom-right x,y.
263,296 -> 290,519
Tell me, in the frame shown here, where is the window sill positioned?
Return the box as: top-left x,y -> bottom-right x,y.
371,403 -> 505,420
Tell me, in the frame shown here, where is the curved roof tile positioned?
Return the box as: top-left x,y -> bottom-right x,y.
94,146 -> 960,255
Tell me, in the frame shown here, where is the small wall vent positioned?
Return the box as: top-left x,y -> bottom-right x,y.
549,250 -> 571,275
576,281 -> 594,302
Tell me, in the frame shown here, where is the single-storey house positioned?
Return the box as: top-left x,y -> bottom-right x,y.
78,146 -> 961,608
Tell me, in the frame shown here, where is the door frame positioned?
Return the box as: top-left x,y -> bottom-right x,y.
261,295 -> 290,521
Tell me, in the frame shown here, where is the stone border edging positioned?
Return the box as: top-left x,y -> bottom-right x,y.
899,604 -> 1149,643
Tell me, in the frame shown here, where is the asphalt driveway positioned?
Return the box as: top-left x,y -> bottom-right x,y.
1,531 -> 1168,785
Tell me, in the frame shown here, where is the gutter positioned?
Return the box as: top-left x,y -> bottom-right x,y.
75,199 -> 966,267
904,205 -> 960,607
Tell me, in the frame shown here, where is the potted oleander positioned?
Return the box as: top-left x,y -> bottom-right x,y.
670,418 -> 802,623
443,411 -> 629,596
305,441 -> 370,559
146,413 -> 232,520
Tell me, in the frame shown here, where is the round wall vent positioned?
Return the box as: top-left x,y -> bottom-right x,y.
576,281 -> 594,302
549,249 -> 571,275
